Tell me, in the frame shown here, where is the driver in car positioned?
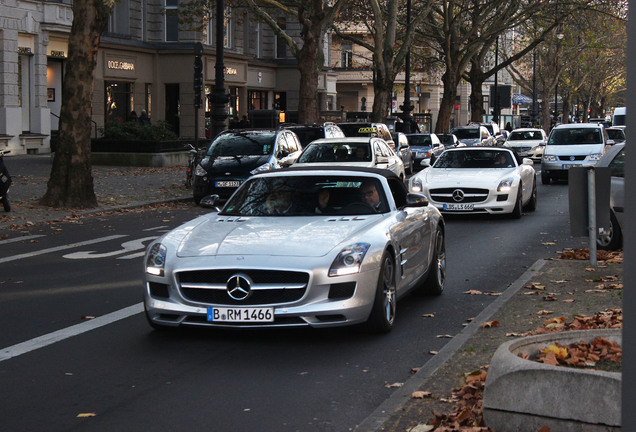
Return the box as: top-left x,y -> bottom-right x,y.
265,190 -> 294,215
360,181 -> 383,212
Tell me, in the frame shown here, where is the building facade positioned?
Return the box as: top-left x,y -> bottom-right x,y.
0,1 -> 515,155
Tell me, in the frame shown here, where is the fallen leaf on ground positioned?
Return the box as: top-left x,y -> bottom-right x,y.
422,313 -> 435,318
537,310 -> 553,315
76,413 -> 97,418
481,320 -> 499,328
464,289 -> 483,295
436,334 -> 453,338
563,299 -> 575,303
412,391 -> 432,399
385,382 -> 403,388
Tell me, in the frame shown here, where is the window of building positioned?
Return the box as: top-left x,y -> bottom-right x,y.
224,6 -> 232,49
165,0 -> 179,42
145,83 -> 152,118
249,90 -> 268,110
276,19 -> 287,59
105,81 -> 134,124
274,92 -> 286,111
18,54 -> 31,132
108,0 -> 130,35
341,41 -> 352,68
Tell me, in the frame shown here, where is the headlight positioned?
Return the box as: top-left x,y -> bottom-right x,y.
497,177 -> 514,192
542,155 -> 557,162
588,153 -> 602,161
146,243 -> 167,276
195,164 -> 207,176
250,163 -> 272,175
329,243 -> 370,277
410,177 -> 423,193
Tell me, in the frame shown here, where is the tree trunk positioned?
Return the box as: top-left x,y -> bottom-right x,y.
296,28 -> 320,124
372,62 -> 394,122
435,70 -> 459,134
562,93 -> 572,124
467,59 -> 487,123
540,86 -> 552,134
40,0 -> 113,208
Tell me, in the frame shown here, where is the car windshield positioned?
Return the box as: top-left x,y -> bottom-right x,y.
452,129 -> 479,139
407,135 -> 433,146
433,150 -> 515,169
548,128 -> 602,145
437,134 -> 454,145
221,175 -> 388,216
289,128 -> 322,147
607,129 -> 625,141
206,131 -> 275,157
297,143 -> 371,163
509,131 -> 544,140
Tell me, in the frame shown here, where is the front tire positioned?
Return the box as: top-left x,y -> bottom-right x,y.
366,251 -> 396,333
597,210 -> 622,250
523,177 -> 537,212
417,227 -> 446,296
510,186 -> 523,219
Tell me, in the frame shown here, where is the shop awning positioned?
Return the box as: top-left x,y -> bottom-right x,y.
512,94 -> 533,104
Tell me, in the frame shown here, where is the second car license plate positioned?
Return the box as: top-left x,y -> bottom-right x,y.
561,164 -> 575,169
215,180 -> 241,187
443,203 -> 474,211
207,307 -> 274,322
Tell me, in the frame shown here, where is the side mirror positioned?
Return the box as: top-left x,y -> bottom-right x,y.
607,139 -> 615,146
199,194 -> 221,210
522,158 -> 534,166
376,155 -> 389,164
278,150 -> 290,158
404,193 -> 429,207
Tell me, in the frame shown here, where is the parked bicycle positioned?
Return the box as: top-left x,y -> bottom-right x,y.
0,150 -> 12,212
185,144 -> 202,188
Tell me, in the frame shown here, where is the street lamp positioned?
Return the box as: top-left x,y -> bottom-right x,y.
398,0 -> 414,132
210,0 -> 230,140
493,36 -> 499,125
531,49 -> 537,127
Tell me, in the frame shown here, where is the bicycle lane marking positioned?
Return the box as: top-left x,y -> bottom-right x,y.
0,303 -> 143,362
0,234 -> 128,264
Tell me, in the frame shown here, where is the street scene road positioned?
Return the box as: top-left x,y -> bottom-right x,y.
0,180 -> 587,432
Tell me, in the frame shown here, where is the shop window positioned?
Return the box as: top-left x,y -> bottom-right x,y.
341,42 -> 352,68
145,83 -> 152,118
248,90 -> 268,110
105,81 -> 134,124
165,0 -> 179,42
274,92 -> 286,111
18,54 -> 31,132
108,0 -> 130,36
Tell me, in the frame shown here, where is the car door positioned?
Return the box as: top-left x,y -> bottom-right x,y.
384,177 -> 432,292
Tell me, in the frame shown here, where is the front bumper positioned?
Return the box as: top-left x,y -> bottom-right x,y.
144,258 -> 381,329
427,190 -> 517,215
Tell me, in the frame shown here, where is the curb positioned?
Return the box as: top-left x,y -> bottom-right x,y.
355,259 -> 548,432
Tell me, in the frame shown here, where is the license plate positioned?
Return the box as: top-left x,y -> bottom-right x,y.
215,180 -> 241,188
207,307 -> 274,322
443,203 -> 474,211
561,164 -> 575,169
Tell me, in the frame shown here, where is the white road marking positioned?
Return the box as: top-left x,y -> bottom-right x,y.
143,226 -> 169,231
0,235 -> 128,264
0,303 -> 143,362
63,236 -> 158,259
0,234 -> 46,245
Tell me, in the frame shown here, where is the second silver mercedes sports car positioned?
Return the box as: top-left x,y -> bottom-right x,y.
144,167 -> 446,333
409,147 -> 537,218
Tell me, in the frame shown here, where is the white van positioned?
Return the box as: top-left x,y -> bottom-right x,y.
541,123 -> 613,184
612,107 -> 626,129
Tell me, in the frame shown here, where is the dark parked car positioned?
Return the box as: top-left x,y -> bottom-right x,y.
436,133 -> 460,148
405,133 -> 445,170
193,129 -> 302,204
281,122 -> 345,147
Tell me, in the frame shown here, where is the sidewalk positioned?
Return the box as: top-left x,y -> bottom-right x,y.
1,155 -> 624,431
0,154 -> 191,230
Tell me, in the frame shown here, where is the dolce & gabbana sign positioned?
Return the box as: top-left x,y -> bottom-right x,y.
105,55 -> 136,77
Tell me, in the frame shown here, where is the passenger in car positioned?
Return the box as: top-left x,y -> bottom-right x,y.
265,190 -> 295,215
315,188 -> 336,214
361,181 -> 383,212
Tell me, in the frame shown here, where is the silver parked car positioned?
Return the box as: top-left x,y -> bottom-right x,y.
504,128 -> 548,162
144,168 -> 446,332
595,143 -> 625,250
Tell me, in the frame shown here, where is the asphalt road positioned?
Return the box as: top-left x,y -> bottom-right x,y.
0,179 -> 588,432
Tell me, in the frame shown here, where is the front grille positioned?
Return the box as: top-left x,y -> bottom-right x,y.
177,269 -> 309,306
430,187 -> 489,204
557,155 -> 587,161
